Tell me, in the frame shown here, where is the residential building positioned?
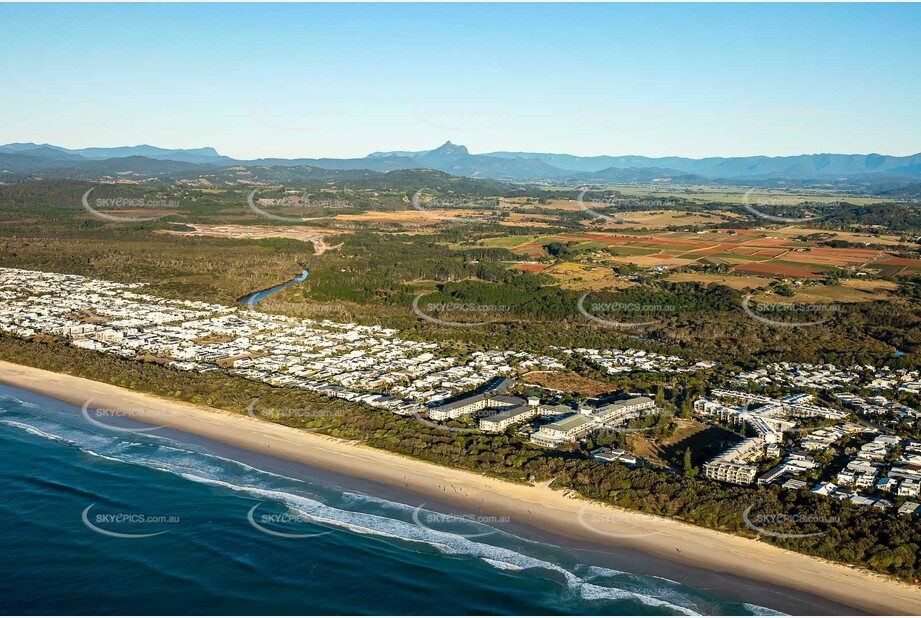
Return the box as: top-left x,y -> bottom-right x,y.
531,414 -> 595,447
479,404 -> 539,433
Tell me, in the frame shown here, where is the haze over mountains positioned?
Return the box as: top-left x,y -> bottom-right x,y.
2,141 -> 920,190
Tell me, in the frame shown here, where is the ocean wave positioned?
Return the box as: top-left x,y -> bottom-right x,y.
741,603 -> 788,616
2,399 -> 713,615
0,419 -> 80,446
162,475 -> 701,615
0,393 -> 43,410
178,473 -> 455,551
583,565 -> 708,614
152,441 -> 306,485
481,558 -> 525,571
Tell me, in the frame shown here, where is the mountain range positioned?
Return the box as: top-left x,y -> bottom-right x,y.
2,141 -> 920,189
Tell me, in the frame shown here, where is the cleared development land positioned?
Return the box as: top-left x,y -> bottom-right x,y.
159,223 -> 346,254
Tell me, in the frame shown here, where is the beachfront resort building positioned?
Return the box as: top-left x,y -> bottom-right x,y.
702,436 -> 764,485
428,393 -> 493,421
531,414 -> 596,447
696,392 -> 802,485
479,404 -> 540,433
427,381 -> 522,421
595,396 -> 656,424
758,452 -> 818,486
527,396 -> 658,448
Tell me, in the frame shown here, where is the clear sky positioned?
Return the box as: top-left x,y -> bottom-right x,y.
1,3 -> 919,160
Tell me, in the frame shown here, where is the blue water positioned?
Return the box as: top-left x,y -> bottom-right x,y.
237,267 -> 309,305
0,386 -> 795,615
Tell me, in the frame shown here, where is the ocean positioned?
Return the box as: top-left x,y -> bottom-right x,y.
0,385 -> 812,615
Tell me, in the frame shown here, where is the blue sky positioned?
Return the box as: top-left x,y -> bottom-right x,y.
1,3 -> 919,159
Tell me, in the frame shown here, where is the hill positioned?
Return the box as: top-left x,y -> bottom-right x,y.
3,141 -> 921,188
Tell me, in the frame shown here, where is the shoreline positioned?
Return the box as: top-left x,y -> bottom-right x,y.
1,360 -> 919,615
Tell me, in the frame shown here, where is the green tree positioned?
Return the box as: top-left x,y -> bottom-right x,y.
682,447 -> 696,477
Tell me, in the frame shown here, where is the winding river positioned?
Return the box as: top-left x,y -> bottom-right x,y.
237,267 -> 309,305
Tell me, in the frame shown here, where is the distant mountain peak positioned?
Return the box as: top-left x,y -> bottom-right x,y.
430,141 -> 469,156
2,140 -> 920,186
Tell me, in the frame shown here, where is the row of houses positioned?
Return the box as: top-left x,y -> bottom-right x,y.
0,269 -> 675,454
810,481 -> 895,511
734,362 -> 921,396
0,268 -> 570,418
799,423 -> 866,451
709,389 -> 848,420
554,346 -> 714,375
835,393 -> 920,422
836,435 -> 921,498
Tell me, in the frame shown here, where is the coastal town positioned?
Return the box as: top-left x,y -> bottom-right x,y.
695,390 -> 921,515
4,3 -> 921,614
1,266 -> 919,518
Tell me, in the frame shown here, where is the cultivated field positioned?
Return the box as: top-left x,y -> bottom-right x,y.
472,227 -> 914,279
572,185 -> 900,206
666,273 -> 899,303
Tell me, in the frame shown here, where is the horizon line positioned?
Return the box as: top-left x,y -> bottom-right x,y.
5,140 -> 921,162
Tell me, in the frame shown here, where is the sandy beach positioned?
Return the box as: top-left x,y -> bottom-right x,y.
1,360 -> 919,615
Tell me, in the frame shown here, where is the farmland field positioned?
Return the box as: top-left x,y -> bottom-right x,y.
749,281 -> 898,304
665,273 -> 899,303
468,227 -> 916,280
570,185 -> 901,207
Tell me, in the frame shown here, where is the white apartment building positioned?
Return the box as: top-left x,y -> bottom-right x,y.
479,404 -> 539,433
531,414 -> 595,448
703,437 -> 764,485
703,460 -> 758,485
595,396 -> 656,425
